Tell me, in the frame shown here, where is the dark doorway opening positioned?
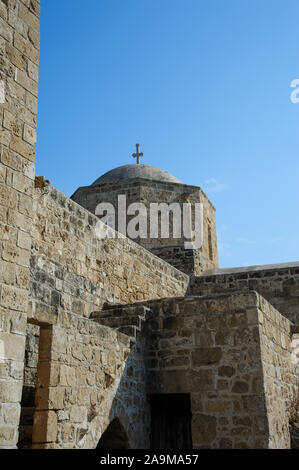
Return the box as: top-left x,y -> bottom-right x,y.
97,418 -> 130,449
17,323 -> 40,449
150,394 -> 192,449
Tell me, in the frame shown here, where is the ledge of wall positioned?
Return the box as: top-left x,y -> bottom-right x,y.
190,265 -> 299,325
30,184 -> 189,325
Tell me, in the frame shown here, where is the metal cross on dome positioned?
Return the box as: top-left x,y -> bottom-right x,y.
132,143 -> 144,164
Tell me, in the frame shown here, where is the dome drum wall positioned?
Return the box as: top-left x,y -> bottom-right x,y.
71,165 -> 218,275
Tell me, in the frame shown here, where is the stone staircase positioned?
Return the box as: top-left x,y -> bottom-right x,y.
90,304 -> 150,347
17,304 -> 149,448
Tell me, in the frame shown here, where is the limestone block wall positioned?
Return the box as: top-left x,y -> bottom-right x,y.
190,264 -> 299,325
31,184 -> 189,323
257,295 -> 298,448
71,180 -> 143,231
0,0 -> 40,449
31,312 -> 150,449
19,183 -> 188,446
149,243 -> 214,277
72,179 -> 218,275
107,291 -> 298,448
139,183 -> 218,273
149,245 -> 199,276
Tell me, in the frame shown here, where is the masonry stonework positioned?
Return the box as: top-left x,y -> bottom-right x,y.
0,0 -> 298,450
0,0 -> 40,449
30,315 -> 150,449
190,264 -> 299,325
97,292 -> 297,448
72,177 -> 218,276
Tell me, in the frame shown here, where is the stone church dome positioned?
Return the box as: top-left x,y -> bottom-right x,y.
92,164 -> 183,186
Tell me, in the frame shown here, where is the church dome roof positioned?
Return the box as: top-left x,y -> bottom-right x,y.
92,164 -> 183,186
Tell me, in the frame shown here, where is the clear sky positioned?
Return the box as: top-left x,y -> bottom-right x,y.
36,0 -> 299,268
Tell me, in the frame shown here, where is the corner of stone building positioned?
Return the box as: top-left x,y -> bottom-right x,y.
0,0 -> 40,449
245,292 -> 299,448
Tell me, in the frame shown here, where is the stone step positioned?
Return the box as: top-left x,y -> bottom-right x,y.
117,325 -> 139,338
91,305 -> 150,347
91,306 -> 148,320
93,315 -> 144,329
91,309 -> 125,320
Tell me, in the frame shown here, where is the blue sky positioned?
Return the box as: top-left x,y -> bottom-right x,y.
36,0 -> 299,268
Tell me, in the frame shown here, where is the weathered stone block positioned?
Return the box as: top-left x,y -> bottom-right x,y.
0,184 -> 17,209
23,123 -> 36,145
0,379 -> 22,403
32,411 -> 57,443
3,403 -> 20,425
59,365 -> 76,387
10,135 -> 35,161
0,332 -> 25,360
218,365 -> 235,377
192,413 -> 217,446
0,285 -> 28,311
205,400 -> 232,413
9,311 -> 27,335
0,426 -> 15,444
18,3 -> 40,32
192,347 -> 222,366
70,406 -> 86,424
36,386 -> 64,410
188,369 -> 215,391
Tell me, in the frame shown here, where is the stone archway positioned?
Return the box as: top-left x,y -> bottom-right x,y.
96,418 -> 130,449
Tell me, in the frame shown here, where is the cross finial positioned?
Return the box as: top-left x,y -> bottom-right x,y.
132,143 -> 143,164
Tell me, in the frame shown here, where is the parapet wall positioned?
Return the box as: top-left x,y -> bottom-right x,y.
30,313 -> 149,449
72,178 -> 219,275
30,184 -> 189,326
190,263 -> 299,325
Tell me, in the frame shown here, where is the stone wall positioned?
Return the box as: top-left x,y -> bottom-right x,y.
290,329 -> 299,448
149,244 -> 211,277
190,263 -> 299,325
31,312 -> 150,449
0,0 -> 296,451
31,184 -> 189,324
103,291 -> 298,448
257,295 -> 298,448
149,245 -> 198,276
0,0 -> 40,449
17,183 -> 189,447
72,179 -> 218,275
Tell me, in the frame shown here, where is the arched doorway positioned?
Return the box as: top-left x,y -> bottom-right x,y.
97,418 -> 130,449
